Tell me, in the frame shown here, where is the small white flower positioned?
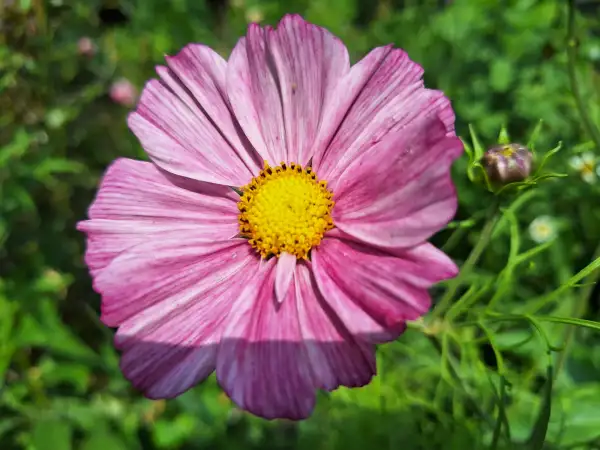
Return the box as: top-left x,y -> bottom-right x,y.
528,216 -> 557,244
569,152 -> 597,183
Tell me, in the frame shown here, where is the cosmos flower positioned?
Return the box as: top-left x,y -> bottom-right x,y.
569,152 -> 598,183
109,78 -> 137,107
78,15 -> 462,420
528,216 -> 557,243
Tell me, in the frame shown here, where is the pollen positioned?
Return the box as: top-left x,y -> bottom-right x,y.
238,161 -> 335,259
499,145 -> 515,158
582,162 -> 594,175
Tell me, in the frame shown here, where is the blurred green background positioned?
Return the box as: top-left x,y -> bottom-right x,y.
2,0 -> 600,449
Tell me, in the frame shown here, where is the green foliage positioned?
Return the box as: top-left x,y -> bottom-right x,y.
2,0 -> 600,449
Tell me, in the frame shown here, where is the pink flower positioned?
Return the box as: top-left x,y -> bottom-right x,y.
78,15 -> 462,420
109,78 -> 137,107
77,37 -> 96,57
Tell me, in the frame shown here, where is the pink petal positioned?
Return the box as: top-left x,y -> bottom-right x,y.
160,45 -> 262,175
97,237 -> 258,398
311,45 -> 455,185
226,14 -> 349,165
331,112 -> 463,249
96,237 -> 254,326
294,263 -> 376,391
312,236 -> 458,344
128,44 -> 260,186
216,259 -> 374,420
275,252 -> 296,303
77,158 -> 239,277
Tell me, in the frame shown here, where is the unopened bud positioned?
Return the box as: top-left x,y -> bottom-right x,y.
109,78 -> 137,107
77,37 -> 96,57
482,143 -> 532,184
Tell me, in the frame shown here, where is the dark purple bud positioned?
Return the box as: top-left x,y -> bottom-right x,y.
482,143 -> 532,184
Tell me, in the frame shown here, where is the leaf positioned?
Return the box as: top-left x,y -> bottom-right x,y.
534,141 -> 563,175
536,316 -> 600,332
19,0 -> 32,11
526,256 -> 600,312
14,298 -> 99,361
0,295 -> 17,385
81,426 -> 130,450
489,59 -> 514,92
489,375 -> 510,450
33,159 -> 86,183
0,418 -> 24,440
554,387 -> 600,446
492,190 -> 539,239
31,419 -> 72,450
527,120 -> 544,152
153,415 -> 197,449
468,124 -> 486,162
0,128 -> 30,166
497,125 -> 511,145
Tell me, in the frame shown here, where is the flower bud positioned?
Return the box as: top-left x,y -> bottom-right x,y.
77,37 -> 96,57
109,78 -> 137,107
481,143 -> 532,184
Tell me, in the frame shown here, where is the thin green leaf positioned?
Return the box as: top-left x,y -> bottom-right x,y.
492,190 -> 539,239
527,120 -> 544,152
446,219 -> 478,229
526,256 -> 600,313
446,282 -> 491,321
534,141 -> 563,175
497,125 -> 510,145
489,375 -> 511,450
514,241 -> 554,266
469,124 -> 486,161
477,321 -> 506,375
462,137 -> 474,163
0,128 -> 30,166
536,316 -> 600,331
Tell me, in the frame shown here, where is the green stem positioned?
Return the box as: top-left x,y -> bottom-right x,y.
566,0 -> 600,150
553,0 -> 600,375
434,199 -> 500,319
554,242 -> 600,377
426,335 -> 495,428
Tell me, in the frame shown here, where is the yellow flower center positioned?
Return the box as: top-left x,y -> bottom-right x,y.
238,161 -> 335,259
535,224 -> 550,237
499,145 -> 514,158
582,162 -> 594,175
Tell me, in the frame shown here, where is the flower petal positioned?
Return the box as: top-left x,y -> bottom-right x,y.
160,44 -> 262,175
294,263 -> 376,391
216,259 -> 374,420
275,252 -> 296,303
331,113 -> 463,249
128,44 -> 260,186
311,45 -> 455,185
583,171 -> 596,184
95,237 -> 254,327
97,237 -> 257,398
77,159 -> 239,277
568,156 -> 583,170
227,14 -> 350,165
312,236 -> 457,343
581,152 -> 596,165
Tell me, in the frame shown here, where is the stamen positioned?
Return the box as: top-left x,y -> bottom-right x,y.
237,161 -> 335,259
